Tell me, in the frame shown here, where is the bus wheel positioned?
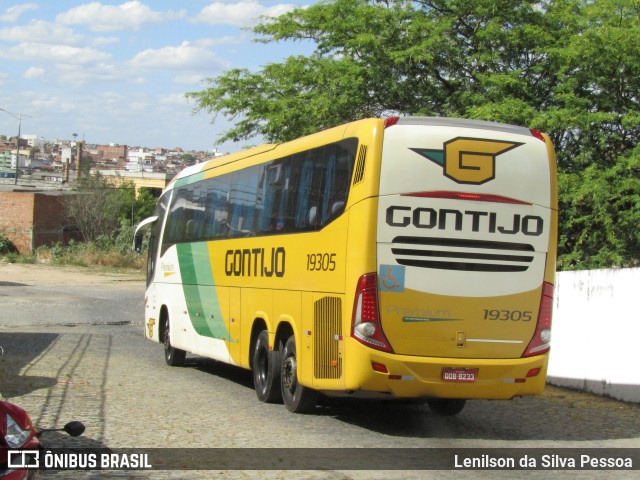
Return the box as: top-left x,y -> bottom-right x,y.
163,315 -> 186,367
280,335 -> 318,413
427,398 -> 466,416
252,330 -> 282,403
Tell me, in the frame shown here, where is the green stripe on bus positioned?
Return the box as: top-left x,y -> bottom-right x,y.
177,242 -> 232,341
174,170 -> 206,189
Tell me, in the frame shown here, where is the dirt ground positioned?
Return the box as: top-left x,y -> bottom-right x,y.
0,261 -> 144,286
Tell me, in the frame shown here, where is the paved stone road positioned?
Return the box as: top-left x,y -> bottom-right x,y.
1,263 -> 639,479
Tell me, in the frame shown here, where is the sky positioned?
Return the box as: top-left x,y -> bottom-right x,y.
0,1 -> 314,153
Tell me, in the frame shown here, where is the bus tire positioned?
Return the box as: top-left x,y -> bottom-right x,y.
427,398 -> 466,416
163,315 -> 186,367
252,330 -> 283,403
280,335 -> 318,413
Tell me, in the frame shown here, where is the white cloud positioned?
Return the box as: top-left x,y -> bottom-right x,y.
24,66 -> 45,79
0,3 -> 38,22
0,20 -> 84,45
56,1 -> 186,32
196,36 -> 247,48
159,92 -> 190,105
92,36 -> 120,47
195,1 -> 297,27
0,42 -> 111,64
28,94 -> 76,113
56,0 -> 186,32
173,73 -> 210,85
53,62 -> 127,87
129,41 -> 228,72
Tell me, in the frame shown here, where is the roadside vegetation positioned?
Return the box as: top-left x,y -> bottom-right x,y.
0,174 -> 153,271
0,230 -> 145,270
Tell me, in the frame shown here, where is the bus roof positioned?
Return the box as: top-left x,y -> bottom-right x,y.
393,116 -> 534,136
166,116 -> 538,192
168,142 -> 278,188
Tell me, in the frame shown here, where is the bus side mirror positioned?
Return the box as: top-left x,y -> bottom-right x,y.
133,233 -> 143,253
132,216 -> 158,253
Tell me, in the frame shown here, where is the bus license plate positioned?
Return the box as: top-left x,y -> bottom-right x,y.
442,368 -> 477,383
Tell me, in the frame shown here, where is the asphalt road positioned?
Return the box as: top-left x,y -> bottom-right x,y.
1,263 -> 638,479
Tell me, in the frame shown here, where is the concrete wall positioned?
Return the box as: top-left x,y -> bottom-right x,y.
547,268 -> 640,403
0,192 -> 36,253
32,193 -> 72,248
0,192 -> 74,253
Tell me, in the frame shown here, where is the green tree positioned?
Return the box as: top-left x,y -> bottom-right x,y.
188,0 -> 572,143
181,153 -> 197,165
188,0 -> 640,268
66,175 -> 139,242
558,149 -> 640,269
133,188 -> 158,223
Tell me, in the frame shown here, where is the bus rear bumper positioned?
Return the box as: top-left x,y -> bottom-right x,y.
344,348 -> 549,400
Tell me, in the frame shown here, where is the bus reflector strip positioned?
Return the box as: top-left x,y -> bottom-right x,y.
372,362 -> 388,373
371,363 -> 415,381
504,378 -> 527,384
389,375 -> 415,381
402,191 -> 531,205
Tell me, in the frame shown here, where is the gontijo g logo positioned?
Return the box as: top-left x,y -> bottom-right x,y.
411,138 -> 523,185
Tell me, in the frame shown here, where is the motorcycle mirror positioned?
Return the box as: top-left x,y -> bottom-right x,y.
64,421 -> 85,437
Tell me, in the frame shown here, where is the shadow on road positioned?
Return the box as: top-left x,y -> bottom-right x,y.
0,281 -> 29,287
190,356 -> 254,390
315,390 -> 640,442
187,355 -> 640,442
0,332 -> 59,397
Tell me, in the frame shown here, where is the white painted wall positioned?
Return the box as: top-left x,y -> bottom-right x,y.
547,268 -> 640,403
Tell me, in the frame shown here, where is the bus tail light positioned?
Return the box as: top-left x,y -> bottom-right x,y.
384,117 -> 400,128
530,129 -> 546,142
522,282 -> 554,357
351,273 -> 394,353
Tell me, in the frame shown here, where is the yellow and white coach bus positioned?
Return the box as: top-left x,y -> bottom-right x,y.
134,116 -> 557,414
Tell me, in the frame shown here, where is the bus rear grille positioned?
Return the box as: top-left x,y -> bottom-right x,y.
352,145 -> 367,185
391,236 -> 535,272
314,296 -> 342,379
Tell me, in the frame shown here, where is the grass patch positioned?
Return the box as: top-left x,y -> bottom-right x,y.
34,240 -> 145,270
1,224 -> 146,271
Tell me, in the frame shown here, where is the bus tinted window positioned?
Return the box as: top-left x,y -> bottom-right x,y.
162,138 -> 357,248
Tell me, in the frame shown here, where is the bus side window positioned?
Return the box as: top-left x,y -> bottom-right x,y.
318,140 -> 356,226
258,166 -> 275,233
228,166 -> 261,237
295,158 -> 314,228
164,185 -> 206,244
321,153 -> 336,224
203,177 -> 231,238
259,160 -> 290,233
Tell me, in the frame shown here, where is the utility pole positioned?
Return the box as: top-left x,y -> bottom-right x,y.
0,108 -> 32,186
